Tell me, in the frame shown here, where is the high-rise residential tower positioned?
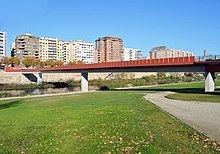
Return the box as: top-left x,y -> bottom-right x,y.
14,33 -> 95,64
63,41 -> 76,63
95,37 -> 124,63
39,37 -> 60,61
149,46 -> 193,59
0,31 -> 6,57
124,47 -> 143,61
74,40 -> 94,64
14,34 -> 40,59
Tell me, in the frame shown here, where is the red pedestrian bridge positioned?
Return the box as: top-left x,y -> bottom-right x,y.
4,56 -> 220,92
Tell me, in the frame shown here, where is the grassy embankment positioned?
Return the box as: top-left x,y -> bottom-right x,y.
113,79 -> 220,103
145,80 -> 220,103
0,92 -> 219,153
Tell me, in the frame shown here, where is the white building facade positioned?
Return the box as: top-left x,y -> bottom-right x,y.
74,40 -> 94,64
39,39 -> 94,63
0,31 -> 6,57
124,47 -> 143,61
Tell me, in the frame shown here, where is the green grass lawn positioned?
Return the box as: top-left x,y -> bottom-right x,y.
120,80 -> 220,103
149,80 -> 220,91
0,92 -> 219,153
166,93 -> 220,103
152,80 -> 220,103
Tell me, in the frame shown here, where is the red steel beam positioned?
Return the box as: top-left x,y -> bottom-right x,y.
4,57 -> 202,73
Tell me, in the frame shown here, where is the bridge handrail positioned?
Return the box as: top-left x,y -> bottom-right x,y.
195,55 -> 220,61
4,56 -> 196,72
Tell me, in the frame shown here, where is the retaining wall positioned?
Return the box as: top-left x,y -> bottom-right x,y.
0,72 -> 154,84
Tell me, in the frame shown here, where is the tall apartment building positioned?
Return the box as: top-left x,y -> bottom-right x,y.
14,34 -> 95,63
95,37 -> 124,63
14,34 -> 40,59
124,47 -> 143,61
74,40 -> 94,64
149,46 -> 193,59
63,41 -> 78,63
39,37 -> 60,61
63,41 -> 76,63
0,31 -> 6,57
56,40 -> 64,61
63,41 -> 94,64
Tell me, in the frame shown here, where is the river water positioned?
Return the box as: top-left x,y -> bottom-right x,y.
0,87 -> 81,98
0,86 -> 99,98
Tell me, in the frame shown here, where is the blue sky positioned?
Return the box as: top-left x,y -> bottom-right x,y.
0,0 -> 220,56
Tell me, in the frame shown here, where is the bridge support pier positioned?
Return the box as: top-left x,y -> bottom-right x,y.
35,73 -> 43,84
205,72 -> 215,92
22,73 -> 43,84
81,72 -> 88,92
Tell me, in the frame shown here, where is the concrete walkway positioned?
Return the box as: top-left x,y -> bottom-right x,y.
144,92 -> 220,143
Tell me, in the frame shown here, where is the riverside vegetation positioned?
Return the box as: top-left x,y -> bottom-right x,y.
0,73 -> 204,98
89,73 -> 204,89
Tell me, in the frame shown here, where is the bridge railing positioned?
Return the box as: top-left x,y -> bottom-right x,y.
196,55 -> 220,62
4,66 -> 40,72
4,56 -> 196,72
39,56 -> 195,71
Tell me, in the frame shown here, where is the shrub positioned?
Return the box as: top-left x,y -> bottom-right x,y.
99,86 -> 109,91
66,80 -> 80,87
0,92 -> 12,98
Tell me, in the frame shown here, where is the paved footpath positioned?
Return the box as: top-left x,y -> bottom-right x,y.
144,92 -> 220,143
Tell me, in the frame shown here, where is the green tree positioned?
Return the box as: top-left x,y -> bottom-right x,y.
53,60 -> 64,67
33,59 -> 42,67
10,57 -> 20,66
2,57 -> 11,66
157,73 -> 166,79
66,60 -> 77,66
22,56 -> 35,68
44,59 -> 55,67
43,59 -> 64,67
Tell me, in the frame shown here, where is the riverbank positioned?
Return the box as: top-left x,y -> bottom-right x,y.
0,90 -> 97,101
0,73 -> 205,98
